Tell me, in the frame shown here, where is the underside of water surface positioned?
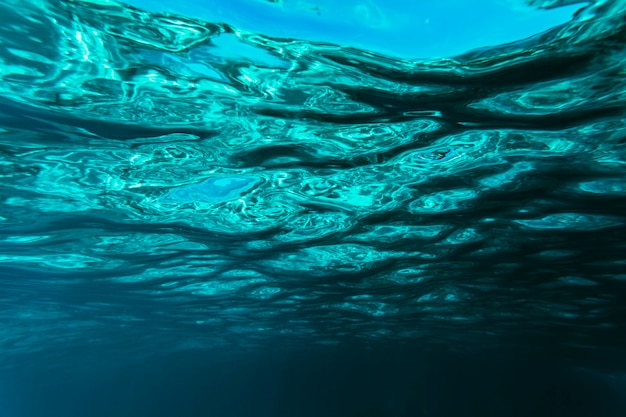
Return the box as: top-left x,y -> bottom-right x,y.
0,0 -> 625,370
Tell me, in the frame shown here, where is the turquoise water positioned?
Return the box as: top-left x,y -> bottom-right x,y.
124,0 -> 582,59
1,1 -> 626,410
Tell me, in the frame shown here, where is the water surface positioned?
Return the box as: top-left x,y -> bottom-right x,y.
1,0 -> 626,415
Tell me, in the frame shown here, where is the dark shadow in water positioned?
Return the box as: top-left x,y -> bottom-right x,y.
2,346 -> 626,417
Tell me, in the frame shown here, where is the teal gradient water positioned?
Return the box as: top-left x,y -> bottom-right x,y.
1,0 -> 626,371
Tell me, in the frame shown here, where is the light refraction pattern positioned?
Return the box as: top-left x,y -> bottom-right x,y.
0,0 -> 625,365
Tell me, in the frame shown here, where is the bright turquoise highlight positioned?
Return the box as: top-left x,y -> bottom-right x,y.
164,177 -> 258,204
126,0 -> 582,59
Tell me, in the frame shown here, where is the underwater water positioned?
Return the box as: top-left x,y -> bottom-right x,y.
1,0 -> 626,416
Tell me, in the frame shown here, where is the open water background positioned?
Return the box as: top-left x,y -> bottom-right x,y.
1,0 -> 626,416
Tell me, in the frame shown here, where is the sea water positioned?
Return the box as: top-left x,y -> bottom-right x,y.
0,0 -> 625,416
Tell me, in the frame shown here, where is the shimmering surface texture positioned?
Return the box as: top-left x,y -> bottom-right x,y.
1,0 -> 626,368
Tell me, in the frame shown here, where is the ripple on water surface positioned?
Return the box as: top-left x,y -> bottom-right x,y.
0,0 -> 625,359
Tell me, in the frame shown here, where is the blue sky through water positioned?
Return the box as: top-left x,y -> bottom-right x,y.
123,0 -> 584,59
